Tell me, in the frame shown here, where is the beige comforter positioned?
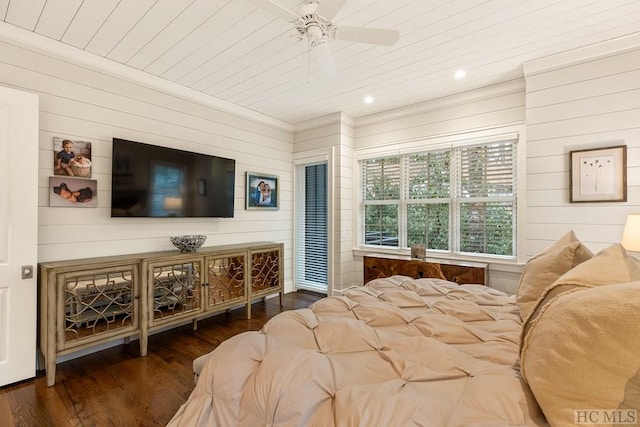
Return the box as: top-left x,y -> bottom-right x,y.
168,276 -> 547,426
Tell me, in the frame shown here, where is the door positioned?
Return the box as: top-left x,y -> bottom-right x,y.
0,85 -> 39,386
295,161 -> 329,293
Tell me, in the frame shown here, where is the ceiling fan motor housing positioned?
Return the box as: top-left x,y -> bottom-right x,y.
295,1 -> 334,46
250,0 -> 398,77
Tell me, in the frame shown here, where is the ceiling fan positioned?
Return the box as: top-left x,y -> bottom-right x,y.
247,0 -> 400,76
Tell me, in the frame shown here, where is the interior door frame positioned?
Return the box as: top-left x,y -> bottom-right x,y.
293,148 -> 334,296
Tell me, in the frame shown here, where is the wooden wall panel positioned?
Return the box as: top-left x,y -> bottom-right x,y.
0,39 -> 295,293
524,45 -> 640,258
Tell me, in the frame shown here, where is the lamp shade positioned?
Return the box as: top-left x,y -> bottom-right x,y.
621,214 -> 640,252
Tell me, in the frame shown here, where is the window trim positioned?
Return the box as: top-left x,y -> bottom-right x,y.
355,126 -> 526,264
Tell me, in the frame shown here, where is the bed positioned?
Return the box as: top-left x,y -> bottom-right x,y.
168,232 -> 640,427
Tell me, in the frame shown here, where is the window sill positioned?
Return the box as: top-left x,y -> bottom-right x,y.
352,247 -> 524,271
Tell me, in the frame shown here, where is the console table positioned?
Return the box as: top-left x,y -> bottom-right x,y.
39,242 -> 283,386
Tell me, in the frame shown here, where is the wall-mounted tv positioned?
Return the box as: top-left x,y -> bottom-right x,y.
111,138 -> 235,218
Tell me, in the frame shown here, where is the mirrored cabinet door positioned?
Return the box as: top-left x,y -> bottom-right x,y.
206,252 -> 247,310
58,264 -> 139,351
147,260 -> 203,326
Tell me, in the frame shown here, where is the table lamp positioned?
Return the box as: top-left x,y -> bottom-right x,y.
621,214 -> 640,252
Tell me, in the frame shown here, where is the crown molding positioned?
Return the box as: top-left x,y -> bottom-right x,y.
0,22 -> 293,132
523,31 -> 640,77
293,112 -> 346,132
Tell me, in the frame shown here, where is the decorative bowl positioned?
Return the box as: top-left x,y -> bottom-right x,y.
170,235 -> 207,252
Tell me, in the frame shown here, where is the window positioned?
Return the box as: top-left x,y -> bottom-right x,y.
362,157 -> 400,247
360,138 -> 517,258
406,150 -> 451,251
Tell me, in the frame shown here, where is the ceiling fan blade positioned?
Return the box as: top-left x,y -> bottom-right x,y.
315,0 -> 347,20
334,26 -> 400,46
312,42 -> 337,77
246,0 -> 300,22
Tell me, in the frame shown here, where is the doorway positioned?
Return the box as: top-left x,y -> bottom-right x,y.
295,161 -> 329,294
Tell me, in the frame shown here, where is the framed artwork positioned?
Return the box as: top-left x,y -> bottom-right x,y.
53,137 -> 93,178
49,176 -> 98,207
246,172 -> 278,210
569,145 -> 627,203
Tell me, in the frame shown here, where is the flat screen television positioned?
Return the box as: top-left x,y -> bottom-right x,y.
111,138 -> 235,218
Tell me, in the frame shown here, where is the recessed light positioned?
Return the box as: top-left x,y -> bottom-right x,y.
363,95 -> 374,104
454,69 -> 466,79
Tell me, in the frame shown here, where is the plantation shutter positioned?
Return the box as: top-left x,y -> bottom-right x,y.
405,150 -> 451,250
361,157 -> 400,246
456,140 -> 516,256
359,135 -> 518,258
362,157 -> 401,200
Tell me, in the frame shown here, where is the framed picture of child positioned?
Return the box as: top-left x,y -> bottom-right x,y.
246,172 -> 278,210
49,176 -> 98,208
53,137 -> 93,178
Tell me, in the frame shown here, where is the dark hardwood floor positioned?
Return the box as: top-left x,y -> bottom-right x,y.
0,291 -> 324,427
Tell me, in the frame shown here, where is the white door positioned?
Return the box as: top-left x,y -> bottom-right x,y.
0,85 -> 39,386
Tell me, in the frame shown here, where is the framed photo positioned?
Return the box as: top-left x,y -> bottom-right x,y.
246,172 -> 278,210
49,176 -> 98,207
53,137 -> 93,178
570,145 -> 627,203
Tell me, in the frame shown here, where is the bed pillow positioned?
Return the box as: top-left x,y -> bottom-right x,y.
540,243 -> 640,292
515,231 -> 592,320
520,281 -> 640,426
520,243 -> 640,358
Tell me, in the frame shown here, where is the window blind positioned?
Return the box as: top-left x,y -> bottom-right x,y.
361,157 -> 400,247
362,157 -> 400,200
456,141 -> 516,256
360,138 -> 518,258
295,162 -> 328,293
405,150 -> 451,250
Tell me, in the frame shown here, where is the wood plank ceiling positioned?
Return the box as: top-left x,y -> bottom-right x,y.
1,0 -> 639,124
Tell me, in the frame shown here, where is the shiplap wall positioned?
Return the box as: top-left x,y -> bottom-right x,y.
349,37 -> 640,294
352,79 -> 527,293
293,113 -> 357,292
335,115 -> 357,290
524,42 -> 640,257
0,39 -> 296,290
3,26 -> 637,303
